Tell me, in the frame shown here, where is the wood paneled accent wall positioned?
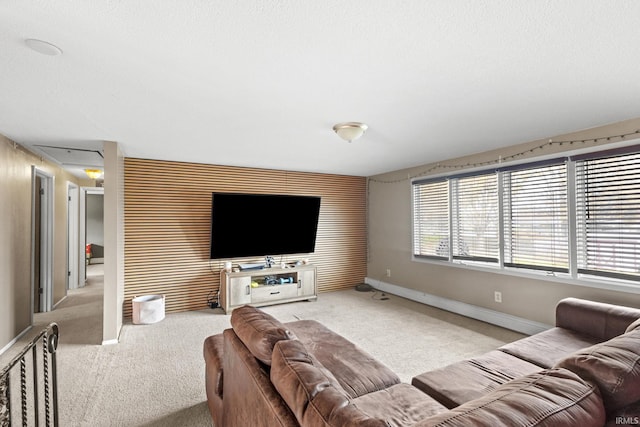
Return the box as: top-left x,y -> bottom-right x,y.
124,158 -> 367,317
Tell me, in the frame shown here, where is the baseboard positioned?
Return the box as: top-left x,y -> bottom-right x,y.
101,338 -> 119,346
365,278 -> 551,336
53,295 -> 67,309
0,325 -> 33,356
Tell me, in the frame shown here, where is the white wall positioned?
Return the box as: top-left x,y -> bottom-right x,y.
102,141 -> 125,345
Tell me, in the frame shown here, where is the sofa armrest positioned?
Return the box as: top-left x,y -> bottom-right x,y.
556,298 -> 640,341
203,334 -> 224,427
204,334 -> 224,398
222,329 -> 299,427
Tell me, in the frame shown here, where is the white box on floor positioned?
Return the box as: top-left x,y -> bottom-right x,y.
132,295 -> 165,324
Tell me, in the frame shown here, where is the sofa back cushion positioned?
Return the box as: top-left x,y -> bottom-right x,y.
556,328 -> 640,413
230,305 -> 296,365
271,339 -> 387,427
415,368 -> 605,427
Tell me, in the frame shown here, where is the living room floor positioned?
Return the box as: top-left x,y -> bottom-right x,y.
7,283 -> 526,426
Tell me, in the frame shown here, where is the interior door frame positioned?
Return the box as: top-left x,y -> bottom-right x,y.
67,182 -> 79,290
79,186 -> 104,287
31,167 -> 54,314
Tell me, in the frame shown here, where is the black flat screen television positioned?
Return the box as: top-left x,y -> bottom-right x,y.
210,193 -> 321,259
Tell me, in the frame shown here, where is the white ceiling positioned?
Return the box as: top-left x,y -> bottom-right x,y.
1,1 -> 640,177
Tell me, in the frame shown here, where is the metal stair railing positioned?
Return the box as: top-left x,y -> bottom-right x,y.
0,323 -> 59,427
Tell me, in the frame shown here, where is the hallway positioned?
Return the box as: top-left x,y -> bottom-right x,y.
34,263 -> 104,346
1,263 -> 104,365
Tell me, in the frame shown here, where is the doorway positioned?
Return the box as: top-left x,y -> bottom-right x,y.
32,168 -> 54,314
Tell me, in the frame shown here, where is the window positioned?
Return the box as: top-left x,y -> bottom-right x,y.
575,149 -> 640,281
411,145 -> 640,287
412,180 -> 449,259
502,161 -> 568,272
451,173 -> 499,262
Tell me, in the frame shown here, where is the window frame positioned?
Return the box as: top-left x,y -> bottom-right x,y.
501,159 -> 569,273
411,178 -> 450,261
450,172 -> 500,263
574,145 -> 640,282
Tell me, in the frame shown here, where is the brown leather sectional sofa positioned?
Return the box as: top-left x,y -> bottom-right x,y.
203,298 -> 640,426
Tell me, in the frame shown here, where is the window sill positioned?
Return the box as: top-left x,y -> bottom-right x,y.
411,256 -> 640,294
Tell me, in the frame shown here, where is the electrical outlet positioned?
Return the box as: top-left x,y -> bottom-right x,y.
494,291 -> 502,303
386,269 -> 391,277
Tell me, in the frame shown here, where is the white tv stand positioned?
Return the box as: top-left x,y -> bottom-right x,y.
220,264 -> 317,313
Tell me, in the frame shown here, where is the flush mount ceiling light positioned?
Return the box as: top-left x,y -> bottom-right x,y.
333,122 -> 368,143
84,169 -> 103,180
25,39 -> 63,56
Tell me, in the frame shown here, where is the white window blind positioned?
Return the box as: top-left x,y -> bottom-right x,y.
502,161 -> 569,272
575,150 -> 640,281
451,174 -> 499,262
413,180 -> 449,259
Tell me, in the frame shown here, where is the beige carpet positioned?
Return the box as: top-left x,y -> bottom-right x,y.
3,270 -> 525,426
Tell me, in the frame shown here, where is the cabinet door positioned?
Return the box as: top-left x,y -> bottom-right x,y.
297,269 -> 316,297
229,277 -> 252,307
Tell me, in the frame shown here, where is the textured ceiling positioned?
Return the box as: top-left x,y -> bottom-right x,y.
1,1 -> 640,176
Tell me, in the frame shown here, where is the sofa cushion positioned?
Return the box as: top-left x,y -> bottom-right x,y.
230,305 -> 296,365
411,350 -> 542,408
287,319 -> 401,398
556,328 -> 640,413
626,317 -> 640,333
271,339 -> 389,427
272,339 -> 446,427
351,383 -> 447,426
415,368 -> 605,427
499,327 -> 600,368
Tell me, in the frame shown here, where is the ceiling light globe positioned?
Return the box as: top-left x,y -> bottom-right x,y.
84,169 -> 103,180
25,39 -> 63,56
333,122 -> 368,143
